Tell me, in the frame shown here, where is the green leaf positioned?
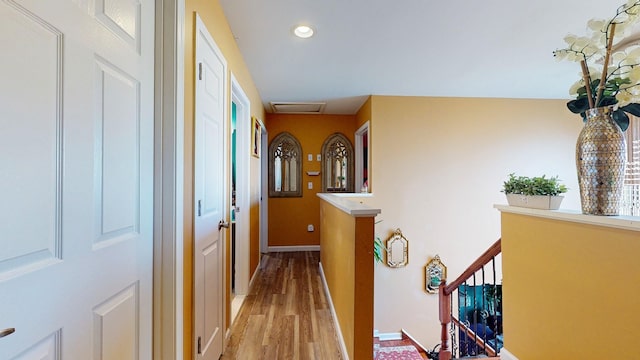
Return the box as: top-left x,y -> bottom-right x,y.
598,96 -> 618,107
621,103 -> 640,117
567,98 -> 589,114
613,110 -> 630,131
577,86 -> 587,96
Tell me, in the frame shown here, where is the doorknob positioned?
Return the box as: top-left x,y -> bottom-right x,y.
0,328 -> 15,338
218,220 -> 229,231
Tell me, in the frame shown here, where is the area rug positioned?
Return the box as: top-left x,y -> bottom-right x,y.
374,345 -> 423,360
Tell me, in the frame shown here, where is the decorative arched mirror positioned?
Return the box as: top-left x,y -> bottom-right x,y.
268,132 -> 302,197
321,133 -> 354,193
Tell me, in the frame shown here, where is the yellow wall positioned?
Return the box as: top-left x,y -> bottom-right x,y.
266,114 -> 357,247
501,212 -> 640,359
319,197 -> 375,360
183,1 -> 265,358
357,96 -> 584,346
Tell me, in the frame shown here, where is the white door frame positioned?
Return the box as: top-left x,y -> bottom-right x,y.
231,75 -> 250,296
260,126 -> 269,256
355,121 -> 370,193
153,0 -> 185,359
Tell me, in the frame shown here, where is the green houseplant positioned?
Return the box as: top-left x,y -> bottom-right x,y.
502,174 -> 568,210
374,235 -> 384,263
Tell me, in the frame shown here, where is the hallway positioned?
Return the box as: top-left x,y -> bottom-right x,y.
221,251 -> 343,359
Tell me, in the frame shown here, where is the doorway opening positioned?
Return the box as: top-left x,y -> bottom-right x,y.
355,121 -> 370,193
230,76 -> 251,323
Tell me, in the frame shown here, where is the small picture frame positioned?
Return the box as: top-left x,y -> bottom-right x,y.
251,117 -> 262,158
425,255 -> 447,294
386,228 -> 409,268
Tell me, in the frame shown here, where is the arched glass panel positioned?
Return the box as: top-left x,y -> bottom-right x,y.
321,133 -> 354,193
269,132 -> 302,197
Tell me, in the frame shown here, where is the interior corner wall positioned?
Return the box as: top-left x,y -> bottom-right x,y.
361,95 -> 583,347
266,114 -> 357,247
183,1 -> 265,359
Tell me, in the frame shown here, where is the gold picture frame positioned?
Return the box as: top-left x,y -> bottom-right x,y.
425,255 -> 447,294
251,117 -> 262,158
386,228 -> 408,268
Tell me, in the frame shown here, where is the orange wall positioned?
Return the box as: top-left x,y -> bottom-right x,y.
266,114 -> 357,247
183,1 -> 265,359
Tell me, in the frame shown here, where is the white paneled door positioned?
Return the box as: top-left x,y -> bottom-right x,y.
194,14 -> 226,360
0,0 -> 154,358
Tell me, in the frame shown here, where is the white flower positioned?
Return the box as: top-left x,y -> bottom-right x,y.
566,52 -> 582,62
588,67 -> 602,81
563,34 -> 578,45
587,19 -> 608,32
616,89 -> 633,106
628,66 -> 640,83
569,80 -> 584,96
613,51 -> 627,63
626,45 -> 640,61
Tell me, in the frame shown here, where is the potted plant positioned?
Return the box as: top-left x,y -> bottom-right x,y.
553,1 -> 640,215
502,173 -> 568,210
374,234 -> 384,263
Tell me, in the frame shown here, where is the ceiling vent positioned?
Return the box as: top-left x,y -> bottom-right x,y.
270,102 -> 326,114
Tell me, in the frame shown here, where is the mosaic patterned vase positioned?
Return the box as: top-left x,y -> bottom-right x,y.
575,106 -> 627,215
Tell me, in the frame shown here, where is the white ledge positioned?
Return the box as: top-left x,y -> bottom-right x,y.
494,205 -> 640,232
317,193 -> 381,217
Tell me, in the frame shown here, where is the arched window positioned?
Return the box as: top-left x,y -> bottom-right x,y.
268,132 -> 302,197
321,133 -> 354,193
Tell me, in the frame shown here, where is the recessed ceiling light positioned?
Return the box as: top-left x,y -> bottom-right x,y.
293,25 -> 315,39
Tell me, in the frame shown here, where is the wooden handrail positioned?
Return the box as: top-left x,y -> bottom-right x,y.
443,238 -> 501,295
439,238 -> 502,360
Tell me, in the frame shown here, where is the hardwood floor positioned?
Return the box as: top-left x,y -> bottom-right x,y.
221,251 -> 343,360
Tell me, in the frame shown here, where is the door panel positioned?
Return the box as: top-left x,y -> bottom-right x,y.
0,0 -> 154,358
0,0 -> 62,279
194,14 -> 226,360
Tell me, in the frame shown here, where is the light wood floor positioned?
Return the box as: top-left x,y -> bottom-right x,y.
221,251 -> 343,360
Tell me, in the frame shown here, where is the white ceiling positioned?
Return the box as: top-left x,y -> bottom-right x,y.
219,0 -> 620,114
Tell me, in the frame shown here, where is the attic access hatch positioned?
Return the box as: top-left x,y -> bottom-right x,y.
270,102 -> 326,114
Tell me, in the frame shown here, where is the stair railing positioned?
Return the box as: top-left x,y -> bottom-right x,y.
438,238 -> 502,360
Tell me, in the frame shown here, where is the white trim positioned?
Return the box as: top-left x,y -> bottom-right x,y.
355,121 -> 370,193
400,329 -> 429,354
494,204 -> 640,232
500,347 -> 519,360
377,332 -> 402,341
319,263 -> 349,360
153,0 -> 184,358
231,74 -> 251,296
260,127 -> 269,254
317,193 -> 381,217
268,245 -> 320,252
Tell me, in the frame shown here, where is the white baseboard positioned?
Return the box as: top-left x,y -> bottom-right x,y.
318,263 -> 349,360
500,347 -> 519,360
401,329 -> 429,354
377,332 -> 402,341
268,245 -> 320,252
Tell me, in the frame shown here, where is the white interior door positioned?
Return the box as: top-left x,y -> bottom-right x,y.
194,14 -> 226,360
0,0 -> 154,358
